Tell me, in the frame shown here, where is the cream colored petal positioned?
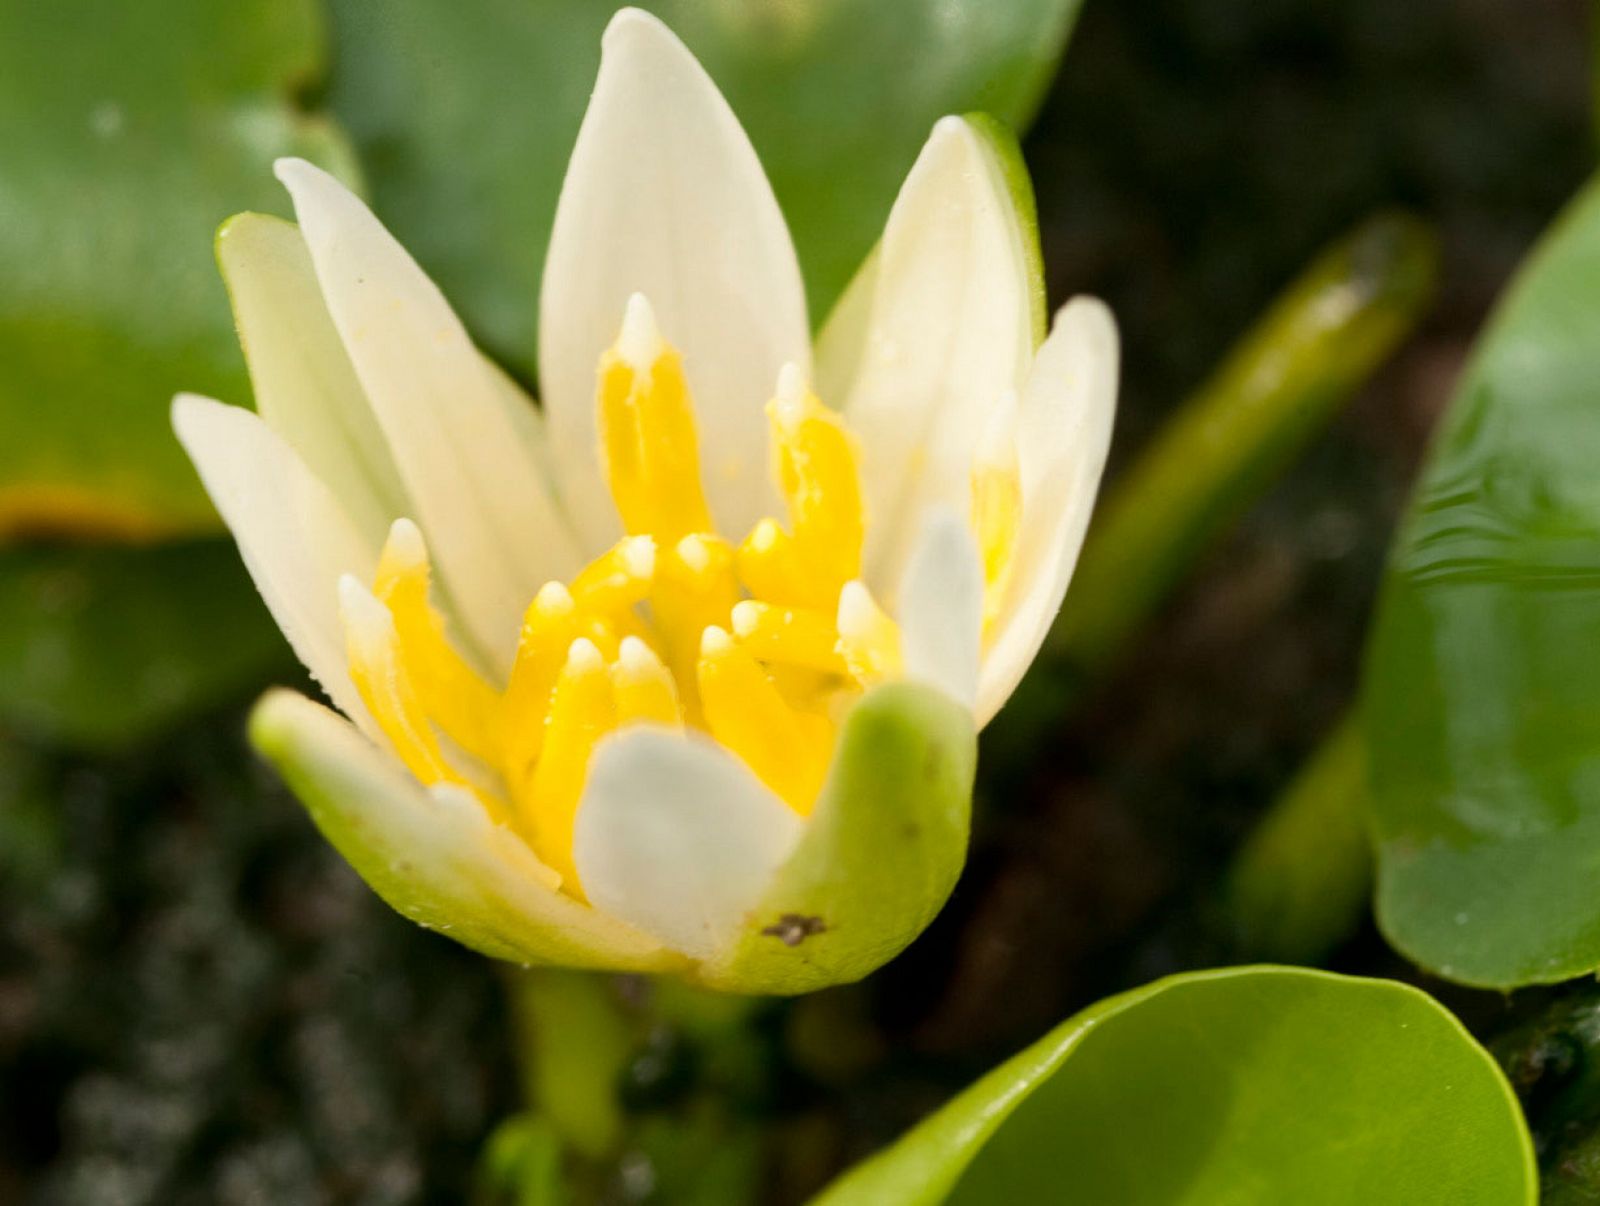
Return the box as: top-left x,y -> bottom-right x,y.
817,116 -> 1037,596
897,509 -> 984,714
538,8 -> 810,550
252,689 -> 682,972
275,157 -> 582,675
172,394 -> 376,731
217,213 -> 407,548
977,298 -> 1119,725
573,726 -> 804,961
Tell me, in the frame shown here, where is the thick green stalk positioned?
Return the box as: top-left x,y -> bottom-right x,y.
1223,716 -> 1372,963
1048,213 -> 1438,681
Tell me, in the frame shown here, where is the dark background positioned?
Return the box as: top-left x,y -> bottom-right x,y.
2,0 -> 1592,1200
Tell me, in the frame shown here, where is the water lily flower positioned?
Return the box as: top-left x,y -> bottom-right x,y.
173,7 -> 1117,994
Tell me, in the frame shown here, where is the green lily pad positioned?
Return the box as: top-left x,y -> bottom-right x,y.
812,967 -> 1535,1206
0,0 -> 356,537
325,0 -> 1084,377
0,540 -> 293,749
1363,175 -> 1600,988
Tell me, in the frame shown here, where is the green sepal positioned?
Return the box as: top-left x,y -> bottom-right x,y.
249,688 -> 686,976
697,681 -> 976,995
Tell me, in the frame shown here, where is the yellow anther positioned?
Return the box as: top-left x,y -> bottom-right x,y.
523,638 -> 615,895
836,580 -> 903,683
341,576 -> 509,822
597,293 -> 713,541
735,517 -> 829,611
697,626 -> 833,815
730,599 -> 847,675
502,581 -> 581,784
612,635 -> 682,728
372,519 -> 502,763
653,532 -> 741,721
769,363 -> 865,597
570,534 -> 656,617
971,394 -> 1024,631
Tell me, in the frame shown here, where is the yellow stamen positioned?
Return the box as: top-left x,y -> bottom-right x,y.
735,517 -> 825,611
523,638 -> 614,895
971,394 -> 1024,633
597,293 -> 713,541
340,576 -> 509,822
612,635 -> 682,728
769,363 -> 865,597
653,532 -> 741,721
697,626 -> 832,815
836,580 -> 903,683
503,582 -> 581,784
570,534 -> 656,617
372,519 -> 503,764
730,599 -> 847,675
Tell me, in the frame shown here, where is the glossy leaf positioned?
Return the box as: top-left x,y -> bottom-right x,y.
0,0 -> 356,537
325,0 -> 1083,377
812,967 -> 1535,1206
1364,176 -> 1600,988
0,540 -> 293,749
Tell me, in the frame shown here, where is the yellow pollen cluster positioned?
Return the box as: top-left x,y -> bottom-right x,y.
342,294 -> 1021,897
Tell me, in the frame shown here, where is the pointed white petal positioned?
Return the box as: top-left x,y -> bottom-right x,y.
977,298 -> 1119,725
252,690 -> 680,972
172,395 -> 376,730
897,509 -> 984,713
216,213 -> 407,547
276,158 -> 582,673
539,8 -> 810,549
817,116 -> 1036,595
573,727 -> 804,960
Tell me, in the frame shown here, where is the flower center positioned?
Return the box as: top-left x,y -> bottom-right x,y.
340,293 -> 1021,897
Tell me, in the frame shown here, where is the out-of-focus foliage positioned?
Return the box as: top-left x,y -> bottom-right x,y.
326,0 -> 1084,377
0,0 -> 356,537
1050,213 -> 1437,682
1365,174 -> 1600,989
0,541 -> 292,749
813,968 -> 1534,1206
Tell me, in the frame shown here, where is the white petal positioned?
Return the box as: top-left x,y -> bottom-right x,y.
172,395 -> 377,730
977,298 -> 1119,725
252,690 -> 678,971
276,158 -> 582,674
573,727 -> 804,960
538,8 -> 810,549
817,116 -> 1037,595
897,509 -> 984,714
216,213 -> 407,548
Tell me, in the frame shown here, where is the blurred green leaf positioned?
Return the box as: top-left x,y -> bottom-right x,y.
0,540 -> 292,749
1224,715 -> 1372,963
325,0 -> 1083,377
474,1114 -> 566,1206
812,967 -> 1535,1206
1049,213 -> 1438,682
1365,175 -> 1600,988
0,0 -> 357,537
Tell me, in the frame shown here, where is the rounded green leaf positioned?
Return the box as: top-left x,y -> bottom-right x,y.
1363,175 -> 1600,988
0,0 -> 357,536
325,0 -> 1084,377
813,968 -> 1535,1206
